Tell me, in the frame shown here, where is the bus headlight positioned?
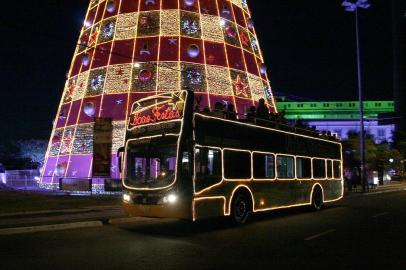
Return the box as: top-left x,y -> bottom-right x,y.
123,194 -> 131,203
168,194 -> 177,203
163,194 -> 178,204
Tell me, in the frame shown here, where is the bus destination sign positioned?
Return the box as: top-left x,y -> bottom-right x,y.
128,92 -> 186,129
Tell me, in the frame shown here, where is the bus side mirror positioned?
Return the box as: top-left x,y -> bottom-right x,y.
117,147 -> 125,173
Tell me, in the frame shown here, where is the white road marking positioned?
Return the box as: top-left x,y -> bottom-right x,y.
371,212 -> 389,218
304,229 -> 336,241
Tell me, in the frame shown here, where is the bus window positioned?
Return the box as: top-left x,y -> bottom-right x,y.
313,159 -> 326,179
253,153 -> 275,179
296,157 -> 311,179
224,150 -> 251,180
327,160 -> 333,179
333,161 -> 342,179
195,148 -> 222,192
276,156 -> 295,179
125,137 -> 178,188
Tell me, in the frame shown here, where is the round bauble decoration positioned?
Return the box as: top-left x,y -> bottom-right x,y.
260,63 -> 267,75
184,0 -> 195,6
59,109 -> 68,119
247,18 -> 254,29
206,54 -> 215,64
106,0 -> 116,13
83,102 -> 96,117
81,53 -> 90,66
139,69 -> 153,83
55,163 -> 66,177
52,135 -> 61,144
225,26 -> 237,39
187,44 -> 200,58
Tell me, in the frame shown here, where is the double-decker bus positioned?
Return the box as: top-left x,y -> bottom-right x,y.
119,91 -> 343,224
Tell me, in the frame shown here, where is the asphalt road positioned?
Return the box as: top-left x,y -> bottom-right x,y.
1,191 -> 405,270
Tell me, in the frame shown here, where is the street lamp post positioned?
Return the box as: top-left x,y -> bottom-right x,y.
342,0 -> 371,192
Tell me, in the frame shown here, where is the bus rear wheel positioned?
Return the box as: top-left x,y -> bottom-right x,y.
231,192 -> 252,225
311,187 -> 323,211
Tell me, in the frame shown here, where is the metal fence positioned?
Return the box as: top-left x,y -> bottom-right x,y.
3,170 -> 40,190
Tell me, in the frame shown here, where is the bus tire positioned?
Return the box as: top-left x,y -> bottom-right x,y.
231,191 -> 252,225
311,186 -> 323,211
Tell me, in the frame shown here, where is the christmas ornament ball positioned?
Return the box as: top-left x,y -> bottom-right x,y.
260,63 -> 267,75
83,102 -> 96,117
247,19 -> 254,29
107,0 -> 116,13
55,164 -> 66,177
184,0 -> 195,6
187,44 -> 200,58
52,135 -> 61,144
139,69 -> 153,82
81,53 -> 90,66
225,26 -> 237,39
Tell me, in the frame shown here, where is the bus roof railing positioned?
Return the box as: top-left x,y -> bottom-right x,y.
196,110 -> 340,142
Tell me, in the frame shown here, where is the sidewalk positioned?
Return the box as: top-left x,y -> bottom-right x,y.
0,189 -> 121,215
345,181 -> 406,196
0,189 -> 129,234
0,205 -> 125,229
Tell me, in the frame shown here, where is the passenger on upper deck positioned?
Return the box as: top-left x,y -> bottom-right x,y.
226,104 -> 237,120
246,106 -> 256,122
213,102 -> 225,118
256,98 -> 269,120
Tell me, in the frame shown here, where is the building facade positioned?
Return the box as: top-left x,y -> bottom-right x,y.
277,101 -> 395,143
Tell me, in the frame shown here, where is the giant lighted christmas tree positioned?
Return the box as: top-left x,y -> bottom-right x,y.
41,0 -> 276,189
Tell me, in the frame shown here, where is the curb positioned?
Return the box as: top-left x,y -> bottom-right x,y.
0,209 -> 92,218
0,221 -> 103,236
345,187 -> 406,198
108,217 -> 159,225
362,188 -> 406,196
0,205 -> 121,218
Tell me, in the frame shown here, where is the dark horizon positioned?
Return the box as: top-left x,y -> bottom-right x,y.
0,0 -> 394,141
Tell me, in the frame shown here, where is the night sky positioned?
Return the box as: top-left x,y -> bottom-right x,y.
0,0 -> 393,142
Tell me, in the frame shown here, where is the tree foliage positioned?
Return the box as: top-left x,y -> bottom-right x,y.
343,132 -> 404,175
16,140 -> 48,168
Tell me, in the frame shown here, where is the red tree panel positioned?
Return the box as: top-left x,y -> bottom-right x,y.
110,39 -> 135,65
79,96 -> 102,124
181,37 -> 205,64
217,0 -> 234,21
91,42 -> 113,69
67,100 -> 81,126
199,0 -> 219,16
226,45 -> 245,71
244,51 -> 259,76
140,0 -> 161,11
95,1 -> 107,23
204,41 -> 227,67
134,37 -> 159,62
159,37 -> 179,61
100,94 -> 128,121
162,0 -> 178,9
120,0 -> 140,13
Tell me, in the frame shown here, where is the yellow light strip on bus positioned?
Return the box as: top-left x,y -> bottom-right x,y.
193,143 -> 343,195
193,182 -> 344,221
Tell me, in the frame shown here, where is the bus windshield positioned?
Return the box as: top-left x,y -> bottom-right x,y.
125,136 -> 178,189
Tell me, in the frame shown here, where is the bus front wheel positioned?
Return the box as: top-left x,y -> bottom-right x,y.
231,192 -> 252,225
311,187 -> 323,211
